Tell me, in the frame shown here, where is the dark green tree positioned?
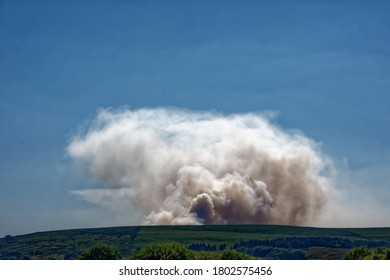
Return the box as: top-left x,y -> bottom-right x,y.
345,247 -> 390,260
344,247 -> 371,260
386,249 -> 390,260
371,254 -> 386,260
130,244 -> 195,260
194,251 -> 219,260
78,245 -> 122,260
219,250 -> 256,260
130,244 -> 255,260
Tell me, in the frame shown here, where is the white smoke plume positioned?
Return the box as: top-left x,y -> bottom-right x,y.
67,107 -> 334,226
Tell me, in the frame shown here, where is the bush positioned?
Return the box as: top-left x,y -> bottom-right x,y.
344,247 -> 371,260
194,251 -> 219,260
130,244 -> 256,260
345,247 -> 390,260
78,245 -> 122,260
219,250 -> 256,260
386,249 -> 390,260
130,244 -> 195,260
130,244 -> 255,260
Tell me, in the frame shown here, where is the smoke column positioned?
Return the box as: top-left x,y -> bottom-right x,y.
67,108 -> 333,226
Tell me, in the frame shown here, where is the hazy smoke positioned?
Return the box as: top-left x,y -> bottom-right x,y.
67,108 -> 333,226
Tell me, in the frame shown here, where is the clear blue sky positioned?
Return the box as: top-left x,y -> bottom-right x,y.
1,0 -> 389,236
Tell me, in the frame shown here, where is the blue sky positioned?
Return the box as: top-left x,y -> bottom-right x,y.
1,0 -> 390,237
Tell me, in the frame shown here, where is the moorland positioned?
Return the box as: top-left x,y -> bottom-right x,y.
1,224 -> 390,260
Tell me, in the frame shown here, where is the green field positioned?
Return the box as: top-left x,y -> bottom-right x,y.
1,225 -> 390,260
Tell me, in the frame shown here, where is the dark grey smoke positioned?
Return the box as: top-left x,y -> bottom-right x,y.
68,108 -> 333,226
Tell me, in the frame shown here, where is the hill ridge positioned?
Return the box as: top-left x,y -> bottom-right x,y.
1,224 -> 390,260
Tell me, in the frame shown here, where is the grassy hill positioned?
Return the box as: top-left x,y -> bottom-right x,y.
1,225 -> 390,260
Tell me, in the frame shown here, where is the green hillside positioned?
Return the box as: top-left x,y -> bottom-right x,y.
1,225 -> 390,260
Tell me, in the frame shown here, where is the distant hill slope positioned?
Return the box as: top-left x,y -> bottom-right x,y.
1,225 -> 390,260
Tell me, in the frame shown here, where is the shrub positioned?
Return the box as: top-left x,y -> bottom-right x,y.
219,250 -> 256,260
78,245 -> 122,260
344,247 -> 371,260
345,247 -> 390,260
130,244 -> 255,260
130,244 -> 195,260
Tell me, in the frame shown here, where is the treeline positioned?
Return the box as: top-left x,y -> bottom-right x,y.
78,244 -> 255,260
229,237 -> 390,260
232,237 -> 390,250
182,237 -> 390,260
188,243 -> 226,251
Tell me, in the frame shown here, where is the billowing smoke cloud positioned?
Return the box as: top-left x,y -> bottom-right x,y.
67,108 -> 333,226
